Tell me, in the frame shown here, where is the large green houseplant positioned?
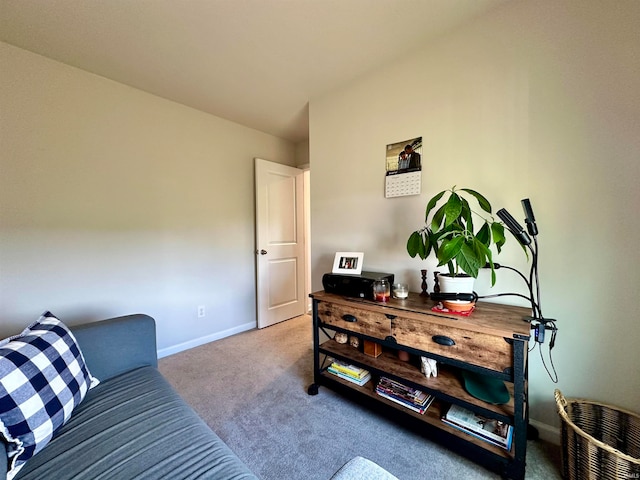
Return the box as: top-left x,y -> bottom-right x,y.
406,186 -> 506,286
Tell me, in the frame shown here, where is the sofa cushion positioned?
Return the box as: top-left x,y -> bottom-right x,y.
14,366 -> 258,480
330,456 -> 399,480
0,312 -> 98,480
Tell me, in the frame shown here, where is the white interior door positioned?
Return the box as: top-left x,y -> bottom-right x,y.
255,158 -> 305,328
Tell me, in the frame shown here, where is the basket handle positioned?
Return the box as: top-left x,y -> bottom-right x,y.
554,389 -> 568,411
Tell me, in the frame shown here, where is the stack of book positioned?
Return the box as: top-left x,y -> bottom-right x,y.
327,360 -> 371,386
442,404 -> 513,450
375,376 -> 434,414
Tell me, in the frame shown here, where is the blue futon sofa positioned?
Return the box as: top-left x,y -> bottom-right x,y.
1,314 -> 259,480
1,314 -> 397,480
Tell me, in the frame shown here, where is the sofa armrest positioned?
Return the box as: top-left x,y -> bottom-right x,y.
0,314 -> 158,478
70,314 -> 158,382
330,457 -> 399,480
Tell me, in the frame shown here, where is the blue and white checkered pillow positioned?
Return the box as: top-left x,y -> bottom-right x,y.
0,312 -> 99,479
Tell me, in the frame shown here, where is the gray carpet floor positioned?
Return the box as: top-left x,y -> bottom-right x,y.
159,315 -> 562,480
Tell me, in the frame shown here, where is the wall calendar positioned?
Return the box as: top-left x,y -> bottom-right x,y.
385,170 -> 421,198
385,136 -> 422,198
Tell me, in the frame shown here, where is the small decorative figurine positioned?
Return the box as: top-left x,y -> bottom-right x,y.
421,356 -> 438,378
334,332 -> 348,344
349,336 -> 360,348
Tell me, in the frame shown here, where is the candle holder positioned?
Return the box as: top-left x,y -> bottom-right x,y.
420,269 -> 429,296
393,283 -> 409,299
372,279 -> 391,302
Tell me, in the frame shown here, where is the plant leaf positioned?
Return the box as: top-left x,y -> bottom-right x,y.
407,231 -> 423,258
437,236 -> 463,267
473,239 -> 497,286
476,222 -> 490,246
483,244 -> 496,285
461,188 -> 492,214
491,222 -> 506,253
444,193 -> 462,228
425,190 -> 446,221
431,204 -> 447,231
460,197 -> 473,233
419,231 -> 431,259
427,230 -> 440,257
455,240 -> 482,278
447,261 -> 455,276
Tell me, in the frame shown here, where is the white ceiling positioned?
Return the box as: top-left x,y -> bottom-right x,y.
0,0 -> 507,143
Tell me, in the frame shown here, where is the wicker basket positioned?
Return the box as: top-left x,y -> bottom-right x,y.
555,389 -> 640,479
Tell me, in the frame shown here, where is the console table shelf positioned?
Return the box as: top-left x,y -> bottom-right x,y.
320,339 -> 516,420
308,291 -> 531,480
318,370 -> 515,460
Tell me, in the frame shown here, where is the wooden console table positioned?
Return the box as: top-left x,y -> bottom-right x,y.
308,291 -> 531,480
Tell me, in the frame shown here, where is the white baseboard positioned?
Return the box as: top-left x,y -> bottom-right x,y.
530,419 -> 560,445
157,321 -> 256,359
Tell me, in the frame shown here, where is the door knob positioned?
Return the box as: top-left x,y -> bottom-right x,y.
258,249 -> 267,255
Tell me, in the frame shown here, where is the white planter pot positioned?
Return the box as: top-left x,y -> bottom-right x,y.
437,273 -> 475,295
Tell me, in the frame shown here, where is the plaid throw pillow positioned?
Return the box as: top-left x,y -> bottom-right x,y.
0,312 -> 99,479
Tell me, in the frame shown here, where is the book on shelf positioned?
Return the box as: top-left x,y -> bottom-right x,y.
375,376 -> 434,414
325,360 -> 371,386
376,389 -> 434,414
328,360 -> 370,380
326,366 -> 371,386
376,377 -> 431,406
442,404 -> 513,450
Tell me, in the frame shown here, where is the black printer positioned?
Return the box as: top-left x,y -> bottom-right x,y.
322,271 -> 394,300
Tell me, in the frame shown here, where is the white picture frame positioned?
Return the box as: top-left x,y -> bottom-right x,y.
332,252 -> 364,275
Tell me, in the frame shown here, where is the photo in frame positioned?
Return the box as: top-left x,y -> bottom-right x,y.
332,252 -> 364,275
385,136 -> 423,198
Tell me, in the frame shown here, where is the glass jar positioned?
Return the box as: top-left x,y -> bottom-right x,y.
372,279 -> 391,302
392,283 -> 409,299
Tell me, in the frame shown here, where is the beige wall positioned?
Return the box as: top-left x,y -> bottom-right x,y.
0,42 -> 296,354
296,140 -> 310,167
309,0 -> 640,434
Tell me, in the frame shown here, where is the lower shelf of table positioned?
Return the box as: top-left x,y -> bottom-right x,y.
317,370 -> 515,460
319,339 -> 519,421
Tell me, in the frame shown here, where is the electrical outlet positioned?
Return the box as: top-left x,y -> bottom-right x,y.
197,305 -> 206,318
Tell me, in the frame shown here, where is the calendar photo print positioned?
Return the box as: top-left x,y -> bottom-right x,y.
385,136 -> 422,198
